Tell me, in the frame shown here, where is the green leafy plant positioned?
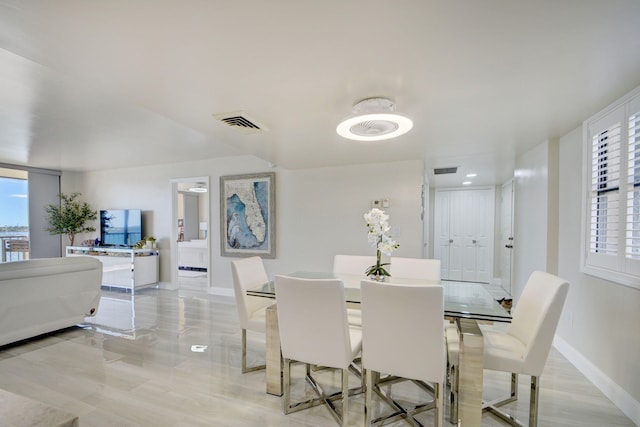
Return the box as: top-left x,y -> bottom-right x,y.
45,192 -> 98,246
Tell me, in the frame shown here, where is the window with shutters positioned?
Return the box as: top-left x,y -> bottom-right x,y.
582,85 -> 640,288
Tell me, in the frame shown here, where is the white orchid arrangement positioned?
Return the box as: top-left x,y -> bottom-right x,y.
364,208 -> 399,279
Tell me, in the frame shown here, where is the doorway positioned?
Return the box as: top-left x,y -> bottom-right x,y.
433,187 -> 495,282
171,177 -> 210,291
499,180 -> 515,294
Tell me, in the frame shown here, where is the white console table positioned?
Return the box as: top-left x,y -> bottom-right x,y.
66,246 -> 159,293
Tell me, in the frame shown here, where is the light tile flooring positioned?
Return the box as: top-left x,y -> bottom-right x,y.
0,286 -> 635,427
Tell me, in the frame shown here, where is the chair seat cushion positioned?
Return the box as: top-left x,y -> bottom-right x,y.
347,308 -> 362,326
444,324 -> 527,374
349,326 -> 363,358
246,307 -> 268,333
482,330 -> 526,373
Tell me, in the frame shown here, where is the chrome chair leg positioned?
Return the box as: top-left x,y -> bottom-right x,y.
529,376 -> 539,427
366,368 -> 442,427
449,363 -> 458,424
283,359 -> 361,426
241,329 -> 265,373
483,373 -> 540,427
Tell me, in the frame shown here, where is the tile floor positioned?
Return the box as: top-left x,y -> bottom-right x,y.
0,286 -> 635,427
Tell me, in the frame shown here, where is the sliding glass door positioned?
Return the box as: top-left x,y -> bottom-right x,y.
0,168 -> 29,262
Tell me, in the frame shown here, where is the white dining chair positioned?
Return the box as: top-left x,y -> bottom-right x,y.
230,256 -> 272,373
274,275 -> 363,427
361,280 -> 446,427
447,270 -> 570,426
333,254 -> 377,277
389,256 -> 441,281
333,254 -> 376,326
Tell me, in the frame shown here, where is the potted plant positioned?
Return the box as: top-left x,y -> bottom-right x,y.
363,208 -> 400,281
145,236 -> 157,249
45,193 -> 98,246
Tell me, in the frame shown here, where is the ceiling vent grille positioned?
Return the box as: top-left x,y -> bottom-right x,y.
214,111 -> 266,134
434,167 -> 458,175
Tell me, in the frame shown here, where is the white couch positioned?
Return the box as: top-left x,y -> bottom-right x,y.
0,256 -> 103,347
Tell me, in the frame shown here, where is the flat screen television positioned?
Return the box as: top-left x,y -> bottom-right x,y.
100,209 -> 142,247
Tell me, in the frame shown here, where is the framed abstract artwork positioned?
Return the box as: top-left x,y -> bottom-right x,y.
220,172 -> 276,258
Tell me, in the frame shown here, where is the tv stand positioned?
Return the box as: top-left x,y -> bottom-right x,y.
66,246 -> 159,293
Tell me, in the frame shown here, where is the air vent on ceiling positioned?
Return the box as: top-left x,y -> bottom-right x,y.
214,111 -> 267,134
434,167 -> 458,175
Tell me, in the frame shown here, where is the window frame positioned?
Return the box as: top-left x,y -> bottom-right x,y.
581,85 -> 640,289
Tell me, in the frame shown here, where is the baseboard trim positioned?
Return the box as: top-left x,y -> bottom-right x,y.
554,335 -> 640,426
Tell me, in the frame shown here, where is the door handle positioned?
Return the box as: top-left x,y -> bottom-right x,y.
449,239 -> 453,243
472,240 -> 477,244
505,244 -> 513,249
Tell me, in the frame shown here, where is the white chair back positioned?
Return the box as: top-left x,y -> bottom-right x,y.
333,254 -> 376,276
390,257 -> 441,281
231,256 -> 271,331
361,280 -> 445,383
506,270 -> 569,377
275,275 -> 359,369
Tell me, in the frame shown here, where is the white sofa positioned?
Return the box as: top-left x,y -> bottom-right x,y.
0,256 -> 102,347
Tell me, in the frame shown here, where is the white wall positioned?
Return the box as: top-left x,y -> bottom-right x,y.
62,157 -> 423,292
555,127 -> 640,423
513,131 -> 639,423
276,161 -> 423,275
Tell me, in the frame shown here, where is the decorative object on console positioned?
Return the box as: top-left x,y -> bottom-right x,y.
145,236 -> 156,249
220,172 -> 276,258
44,192 -> 97,246
364,208 -> 399,281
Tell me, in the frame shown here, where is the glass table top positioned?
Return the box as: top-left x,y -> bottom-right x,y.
247,271 -> 511,323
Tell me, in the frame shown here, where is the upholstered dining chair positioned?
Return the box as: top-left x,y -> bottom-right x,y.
333,254 -> 377,277
446,270 -> 569,427
361,280 -> 446,427
389,257 -> 441,281
230,256 -> 272,373
333,254 -> 376,327
274,275 -> 363,427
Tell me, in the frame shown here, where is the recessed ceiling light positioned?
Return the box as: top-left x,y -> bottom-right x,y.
462,181 -> 472,185
336,97 -> 413,142
466,173 -> 477,178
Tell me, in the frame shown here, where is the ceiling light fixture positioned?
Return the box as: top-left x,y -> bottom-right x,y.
336,97 -> 413,141
189,184 -> 207,193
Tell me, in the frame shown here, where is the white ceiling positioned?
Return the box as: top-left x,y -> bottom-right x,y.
1,1 -> 639,187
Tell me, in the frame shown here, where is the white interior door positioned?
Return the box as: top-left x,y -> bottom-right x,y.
500,180 -> 515,294
433,191 -> 451,279
449,190 -> 465,281
434,187 -> 495,283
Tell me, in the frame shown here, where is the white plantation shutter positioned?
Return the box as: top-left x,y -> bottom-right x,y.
626,111 -> 640,260
623,98 -> 640,279
590,122 -> 621,257
583,86 -> 640,288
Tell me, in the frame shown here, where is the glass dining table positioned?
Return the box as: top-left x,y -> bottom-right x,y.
247,272 -> 512,426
